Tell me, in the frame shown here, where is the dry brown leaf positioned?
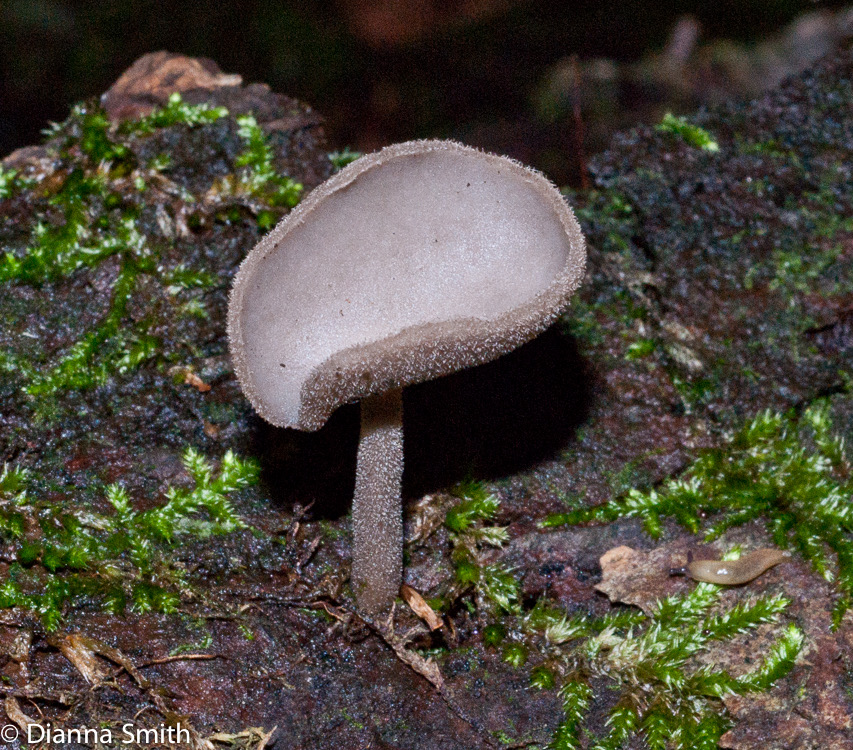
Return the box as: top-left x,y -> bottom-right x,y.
407,492 -> 455,544
595,544 -> 689,614
386,632 -> 444,689
400,583 -> 443,630
102,51 -> 242,120
369,612 -> 444,692
78,634 -> 150,688
49,632 -> 153,692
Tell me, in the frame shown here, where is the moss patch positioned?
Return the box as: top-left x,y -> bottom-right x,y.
0,448 -> 258,630
544,400 -> 853,624
0,94 -> 306,423
538,572 -> 801,749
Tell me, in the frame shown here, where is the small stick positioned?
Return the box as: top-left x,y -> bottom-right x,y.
140,654 -> 222,667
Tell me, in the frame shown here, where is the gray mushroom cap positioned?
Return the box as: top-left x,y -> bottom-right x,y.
227,139 -> 586,431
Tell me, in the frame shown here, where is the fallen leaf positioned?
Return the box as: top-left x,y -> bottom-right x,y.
595,544 -> 690,614
401,583 -> 443,631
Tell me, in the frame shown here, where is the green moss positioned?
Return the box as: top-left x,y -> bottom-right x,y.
532,564 -> 802,750
0,139 -> 151,406
745,239 -> 849,298
624,338 -> 657,360
483,623 -> 506,648
736,137 -> 797,160
502,642 -> 528,667
119,92 -> 228,135
0,448 -> 259,630
0,93 -> 308,413
170,617 -> 214,655
656,113 -> 720,152
255,209 -> 278,231
0,465 -> 27,538
530,664 -> 557,690
525,601 -> 645,645
328,147 -> 362,171
0,166 -> 24,199
572,190 -> 640,264
340,708 -> 365,730
162,263 -> 217,294
235,114 -> 303,208
317,519 -> 346,541
451,559 -> 477,585
445,479 -> 500,533
670,373 -> 722,414
25,260 -> 153,399
444,480 -> 520,614
0,171 -> 132,285
559,297 -> 606,347
543,400 -> 853,624
737,160 -> 853,315
478,564 -> 522,612
60,105 -> 133,167
799,163 -> 853,241
493,728 -> 533,746
148,153 -> 172,172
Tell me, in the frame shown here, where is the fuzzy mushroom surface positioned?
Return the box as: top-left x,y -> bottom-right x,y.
228,139 -> 586,614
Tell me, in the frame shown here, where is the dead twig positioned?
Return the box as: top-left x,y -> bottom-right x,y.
295,535 -> 322,572
0,685 -> 72,704
139,653 -> 222,667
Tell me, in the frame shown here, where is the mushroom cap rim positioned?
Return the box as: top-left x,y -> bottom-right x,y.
227,138 -> 587,431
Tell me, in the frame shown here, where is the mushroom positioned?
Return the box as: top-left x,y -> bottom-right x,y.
227,139 -> 586,614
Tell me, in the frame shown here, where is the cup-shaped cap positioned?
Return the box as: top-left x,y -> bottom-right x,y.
228,140 -> 586,430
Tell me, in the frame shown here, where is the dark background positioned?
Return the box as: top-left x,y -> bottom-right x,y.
1,0 -> 850,185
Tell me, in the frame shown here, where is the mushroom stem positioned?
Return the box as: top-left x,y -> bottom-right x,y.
351,387 -> 404,614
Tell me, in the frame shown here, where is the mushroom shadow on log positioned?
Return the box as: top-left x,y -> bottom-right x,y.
253,327 -> 590,518
405,326 -> 589,495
